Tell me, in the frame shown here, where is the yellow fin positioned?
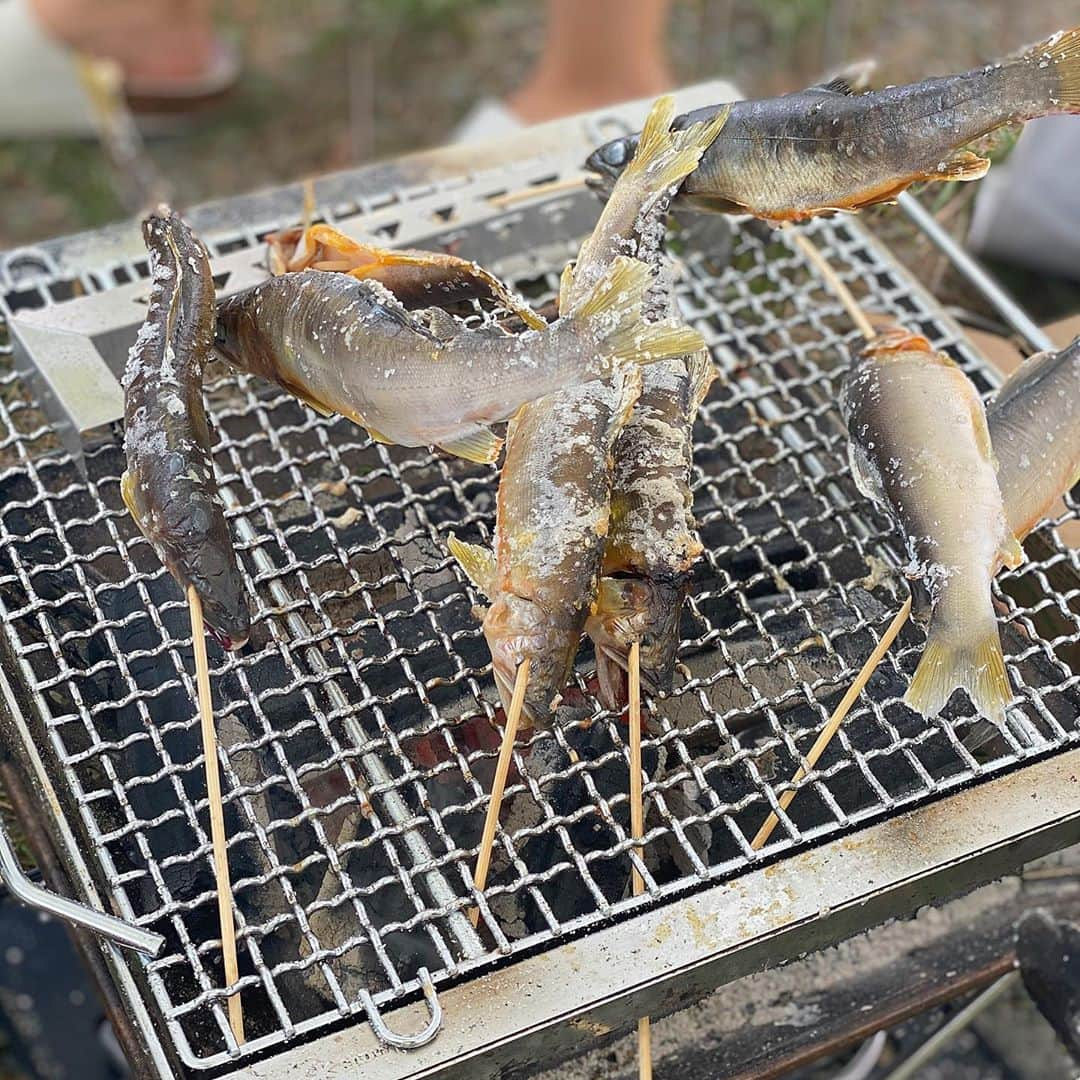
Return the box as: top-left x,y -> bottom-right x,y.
928,150 -> 990,182
437,425 -> 503,464
569,254 -> 705,365
557,261 -> 576,312
1000,534 -> 1025,570
120,469 -> 141,523
1023,26 -> 1080,111
686,347 -> 717,412
447,533 -> 496,597
365,426 -> 394,445
628,98 -> 731,189
904,627 -> 1013,725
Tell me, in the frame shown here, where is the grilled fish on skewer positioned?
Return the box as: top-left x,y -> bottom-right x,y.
122,206 -> 251,650
841,328 -> 1024,724
266,223 -> 546,329
988,336 -> 1080,541
587,27 -> 1080,222
586,341 -> 715,709
449,95 -> 725,726
215,255 -> 691,465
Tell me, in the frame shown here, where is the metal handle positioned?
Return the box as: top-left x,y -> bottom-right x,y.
896,191 -> 1055,355
362,968 -> 443,1050
0,811 -> 164,957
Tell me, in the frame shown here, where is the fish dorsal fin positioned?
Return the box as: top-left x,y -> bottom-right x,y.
804,58 -> 877,96
992,348 -> 1058,412
447,533 -> 497,597
810,75 -> 857,95
425,307 -> 461,343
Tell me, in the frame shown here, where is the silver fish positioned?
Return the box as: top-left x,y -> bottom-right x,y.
215,256 -> 685,465
841,328 -> 1023,724
448,95 -> 723,725
989,336 -> 1080,541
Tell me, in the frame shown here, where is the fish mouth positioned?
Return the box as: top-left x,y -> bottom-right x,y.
206,623 -> 249,651
492,660 -> 537,728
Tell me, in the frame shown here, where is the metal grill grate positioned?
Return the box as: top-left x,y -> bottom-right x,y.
0,152 -> 1077,1073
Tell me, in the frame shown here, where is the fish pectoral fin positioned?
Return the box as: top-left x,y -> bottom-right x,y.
679,193 -> 747,215
425,307 -> 462,343
365,425 -> 395,445
120,469 -> 143,523
557,261 -> 577,311
437,424 -> 503,464
686,348 -> 718,412
447,533 -> 497,597
293,388 -> 335,419
925,151 -> 990,183
1000,534 -> 1025,570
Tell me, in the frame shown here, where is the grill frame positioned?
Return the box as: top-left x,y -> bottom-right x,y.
0,82 -> 1077,1079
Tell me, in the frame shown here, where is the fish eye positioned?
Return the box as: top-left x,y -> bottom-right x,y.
603,141 -> 628,167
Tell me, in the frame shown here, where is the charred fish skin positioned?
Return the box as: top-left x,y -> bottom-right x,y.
588,27 -> 1080,221
449,96 -> 727,726
989,336 -> 1080,541
586,345 -> 715,707
121,207 -> 251,650
215,256 -> 700,465
841,329 -> 1023,724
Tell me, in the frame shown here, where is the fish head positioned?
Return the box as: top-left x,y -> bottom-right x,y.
482,594 -> 578,728
155,484 -> 252,651
584,134 -> 639,193
212,294 -> 257,370
862,326 -> 935,360
586,576 -> 684,710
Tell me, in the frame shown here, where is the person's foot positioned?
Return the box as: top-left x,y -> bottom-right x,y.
507,66 -> 672,125
29,0 -> 225,96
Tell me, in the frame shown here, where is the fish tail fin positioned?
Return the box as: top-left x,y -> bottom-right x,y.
625,95 -> 730,192
570,255 -> 704,366
905,622 -> 1013,725
1023,26 -> 1080,113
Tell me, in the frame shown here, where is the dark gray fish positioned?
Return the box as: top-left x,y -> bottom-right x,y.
588,28 -> 1080,221
122,206 -> 250,650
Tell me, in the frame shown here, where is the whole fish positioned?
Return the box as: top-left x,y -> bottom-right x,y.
988,336 -> 1080,541
841,328 -> 1023,724
266,223 -> 546,329
587,27 -> 1080,221
122,206 -> 251,650
215,254 -> 688,465
448,95 -> 724,725
586,341 -> 715,708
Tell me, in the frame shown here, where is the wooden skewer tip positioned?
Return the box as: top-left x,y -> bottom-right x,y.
470,656 -> 531,928
188,586 -> 246,1044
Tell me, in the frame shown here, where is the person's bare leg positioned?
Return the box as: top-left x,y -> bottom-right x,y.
509,0 -> 674,124
29,0 -> 216,88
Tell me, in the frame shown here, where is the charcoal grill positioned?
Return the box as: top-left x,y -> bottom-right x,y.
0,83 -> 1078,1080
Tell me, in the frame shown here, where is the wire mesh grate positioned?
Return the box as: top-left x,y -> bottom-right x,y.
0,190 -> 1077,1072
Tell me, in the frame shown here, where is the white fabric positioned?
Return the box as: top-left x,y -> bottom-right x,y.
451,99 -> 523,145
967,116 -> 1080,282
0,0 -> 98,136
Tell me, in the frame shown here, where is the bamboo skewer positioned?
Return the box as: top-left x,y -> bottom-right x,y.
470,657 -> 531,928
750,596 -> 913,851
188,586 -> 245,1044
752,225 -> 909,852
627,641 -> 653,1080
488,174 -> 589,208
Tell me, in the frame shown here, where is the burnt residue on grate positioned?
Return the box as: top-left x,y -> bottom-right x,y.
0,204 -> 1077,1070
